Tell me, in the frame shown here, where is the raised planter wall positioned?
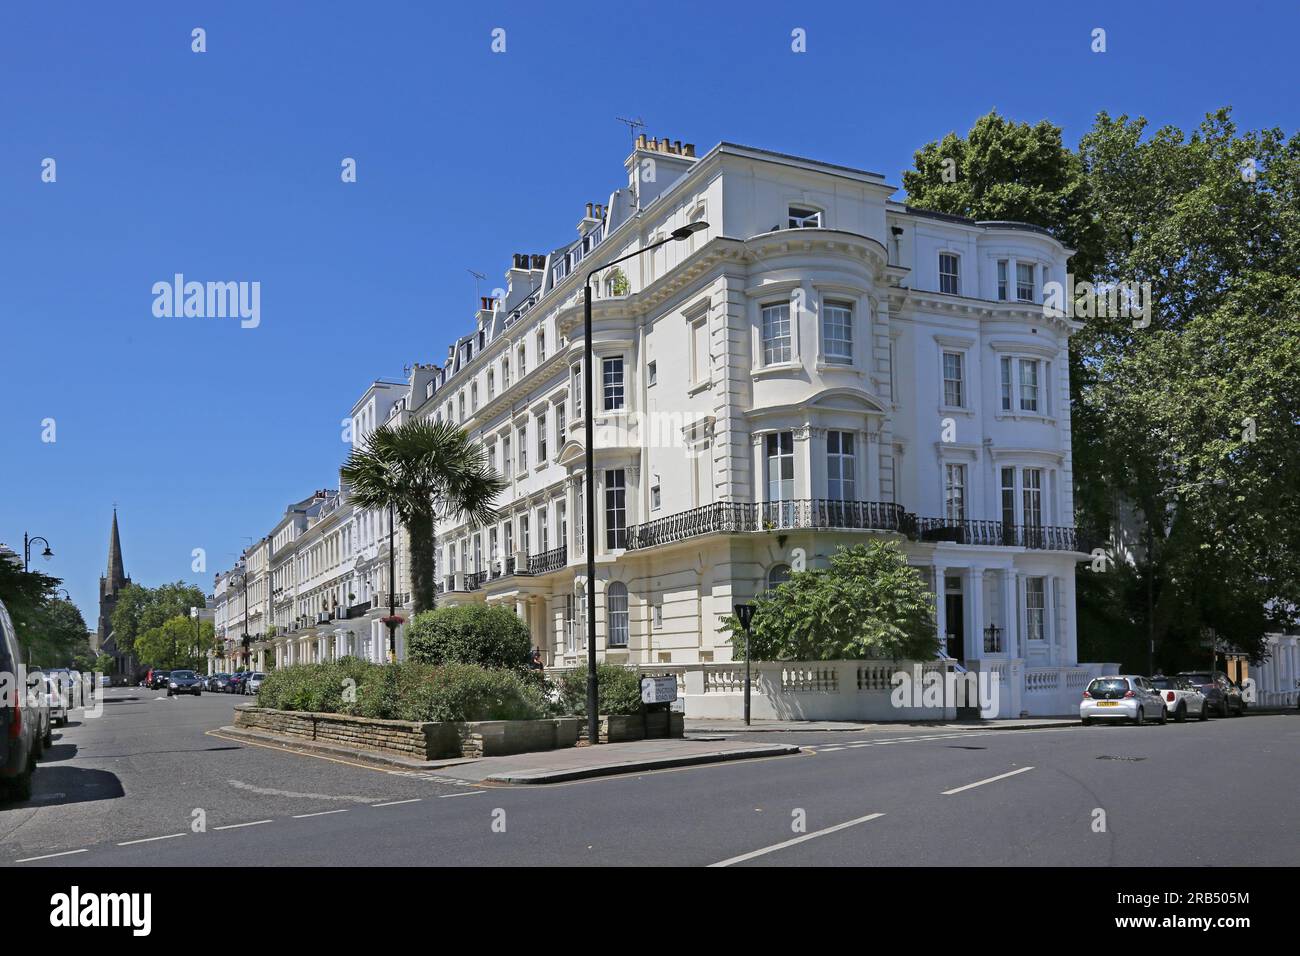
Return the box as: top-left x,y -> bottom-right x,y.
575,711 -> 685,744
234,705 -> 582,760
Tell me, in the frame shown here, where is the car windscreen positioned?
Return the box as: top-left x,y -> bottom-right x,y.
171,671 -> 196,679
1180,673 -> 1213,685
1087,678 -> 1130,699
1149,678 -> 1178,689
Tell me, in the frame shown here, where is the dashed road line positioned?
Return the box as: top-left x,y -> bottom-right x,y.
213,819 -> 273,831
292,809 -> 351,819
708,812 -> 887,867
438,790 -> 486,798
118,833 -> 186,846
942,766 -> 1035,795
372,798 -> 422,807
16,849 -> 88,863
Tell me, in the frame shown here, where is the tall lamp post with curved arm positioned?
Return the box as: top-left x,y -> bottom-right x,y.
581,220 -> 709,744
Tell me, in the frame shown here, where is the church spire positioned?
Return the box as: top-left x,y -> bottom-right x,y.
106,507 -> 126,589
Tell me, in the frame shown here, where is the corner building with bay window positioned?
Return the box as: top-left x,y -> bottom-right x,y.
406,136 -> 1099,705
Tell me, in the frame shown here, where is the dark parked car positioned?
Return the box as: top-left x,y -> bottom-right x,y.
166,670 -> 204,697
148,669 -> 172,690
206,673 -> 230,692
226,672 -> 249,694
1176,671 -> 1245,718
0,598 -> 39,802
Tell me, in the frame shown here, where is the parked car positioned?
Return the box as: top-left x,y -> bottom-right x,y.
226,672 -> 249,694
148,669 -> 172,690
1080,675 -> 1168,726
1176,671 -> 1245,718
166,670 -> 204,697
1150,675 -> 1208,723
0,598 -> 39,802
243,672 -> 266,695
206,673 -> 230,692
29,674 -> 52,758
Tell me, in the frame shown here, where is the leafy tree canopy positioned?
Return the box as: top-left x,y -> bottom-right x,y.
720,541 -> 936,661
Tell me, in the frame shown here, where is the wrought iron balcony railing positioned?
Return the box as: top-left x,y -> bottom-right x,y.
528,546 -> 567,575
623,500 -> 1086,553
626,499 -> 908,550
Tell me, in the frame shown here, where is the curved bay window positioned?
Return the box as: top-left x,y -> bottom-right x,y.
767,564 -> 792,590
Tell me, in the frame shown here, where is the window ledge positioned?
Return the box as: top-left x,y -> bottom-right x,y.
938,405 -> 975,417
752,361 -> 802,380
686,380 -> 711,396
995,412 -> 1057,426
816,361 -> 863,375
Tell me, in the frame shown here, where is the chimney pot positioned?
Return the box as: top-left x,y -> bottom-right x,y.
684,143 -> 695,157
531,254 -> 545,270
636,133 -> 647,148
585,202 -> 593,218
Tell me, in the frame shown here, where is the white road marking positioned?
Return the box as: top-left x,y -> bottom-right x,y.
226,779 -> 378,804
942,766 -> 1035,795
16,848 -> 88,862
819,746 -> 845,752
118,833 -> 186,846
213,819 -> 273,830
438,790 -> 486,799
372,798 -> 422,807
292,809 -> 350,818
709,812 -> 886,867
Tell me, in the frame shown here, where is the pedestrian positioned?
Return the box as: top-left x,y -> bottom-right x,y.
528,647 -> 544,673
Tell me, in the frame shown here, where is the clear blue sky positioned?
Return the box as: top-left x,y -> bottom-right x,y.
2,0 -> 1296,631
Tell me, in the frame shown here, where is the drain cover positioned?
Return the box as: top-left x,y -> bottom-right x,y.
1096,755 -> 1147,761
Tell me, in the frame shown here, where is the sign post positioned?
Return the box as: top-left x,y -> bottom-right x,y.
734,603 -> 756,726
639,674 -> 678,738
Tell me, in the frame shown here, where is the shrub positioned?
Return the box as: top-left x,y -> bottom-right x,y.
256,657 -> 380,713
259,659 -> 548,723
406,604 -> 533,671
555,663 -> 643,716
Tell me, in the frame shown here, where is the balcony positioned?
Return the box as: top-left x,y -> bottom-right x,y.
912,518 -> 1088,552
528,546 -> 567,575
627,500 -> 908,550
624,500 -> 1086,553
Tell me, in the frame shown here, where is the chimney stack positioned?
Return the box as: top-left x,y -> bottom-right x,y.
530,254 -> 545,270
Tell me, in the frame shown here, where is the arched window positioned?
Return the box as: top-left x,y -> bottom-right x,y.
767,564 -> 792,590
607,581 -> 629,647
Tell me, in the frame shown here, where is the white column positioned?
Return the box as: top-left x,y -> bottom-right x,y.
866,429 -> 881,501
933,564 -> 947,656
965,567 -> 984,662
1060,573 -> 1078,665
1002,569 -> 1018,659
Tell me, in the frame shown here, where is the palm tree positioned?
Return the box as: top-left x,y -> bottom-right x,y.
341,419 -> 504,615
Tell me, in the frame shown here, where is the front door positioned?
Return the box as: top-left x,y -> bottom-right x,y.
945,593 -> 965,664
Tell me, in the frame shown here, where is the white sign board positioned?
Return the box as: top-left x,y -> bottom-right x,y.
640,675 -> 678,705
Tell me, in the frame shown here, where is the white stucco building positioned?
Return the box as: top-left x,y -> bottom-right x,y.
212,135 -> 1113,716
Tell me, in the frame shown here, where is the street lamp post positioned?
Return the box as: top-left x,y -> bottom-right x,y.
22,533 -> 53,572
382,503 -> 402,664
582,220 -> 709,744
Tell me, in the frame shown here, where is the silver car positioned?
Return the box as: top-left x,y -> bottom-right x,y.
1080,675 -> 1168,726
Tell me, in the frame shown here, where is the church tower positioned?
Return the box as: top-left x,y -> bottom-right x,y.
97,508 -> 131,645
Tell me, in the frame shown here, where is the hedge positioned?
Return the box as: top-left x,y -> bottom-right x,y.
554,663 -> 643,716
255,658 -> 547,723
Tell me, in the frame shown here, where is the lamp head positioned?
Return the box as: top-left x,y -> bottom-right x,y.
670,221 -> 709,241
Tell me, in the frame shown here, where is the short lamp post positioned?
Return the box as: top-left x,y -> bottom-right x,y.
582,219 -> 709,745
734,604 -> 756,726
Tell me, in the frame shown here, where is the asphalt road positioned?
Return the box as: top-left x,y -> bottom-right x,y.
3,688 -> 1296,866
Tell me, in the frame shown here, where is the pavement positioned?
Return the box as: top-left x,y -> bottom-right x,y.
3,687 -> 1297,867
685,717 -> 1080,733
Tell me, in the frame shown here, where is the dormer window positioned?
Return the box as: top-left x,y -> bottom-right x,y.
788,206 -> 822,229
425,381 -> 434,399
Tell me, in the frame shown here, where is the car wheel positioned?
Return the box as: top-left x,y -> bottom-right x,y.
1232,700 -> 1243,716
1081,717 -> 1091,726
43,726 -> 53,748
1,754 -> 36,803
1175,703 -> 1186,723
1159,705 -> 1168,725
1198,703 -> 1208,721
1134,707 -> 1144,726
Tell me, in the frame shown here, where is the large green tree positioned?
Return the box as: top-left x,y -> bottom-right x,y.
720,541 -> 937,661
135,614 -> 217,670
904,107 -> 1300,667
340,419 -> 504,615
0,559 -> 89,666
109,580 -> 206,657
